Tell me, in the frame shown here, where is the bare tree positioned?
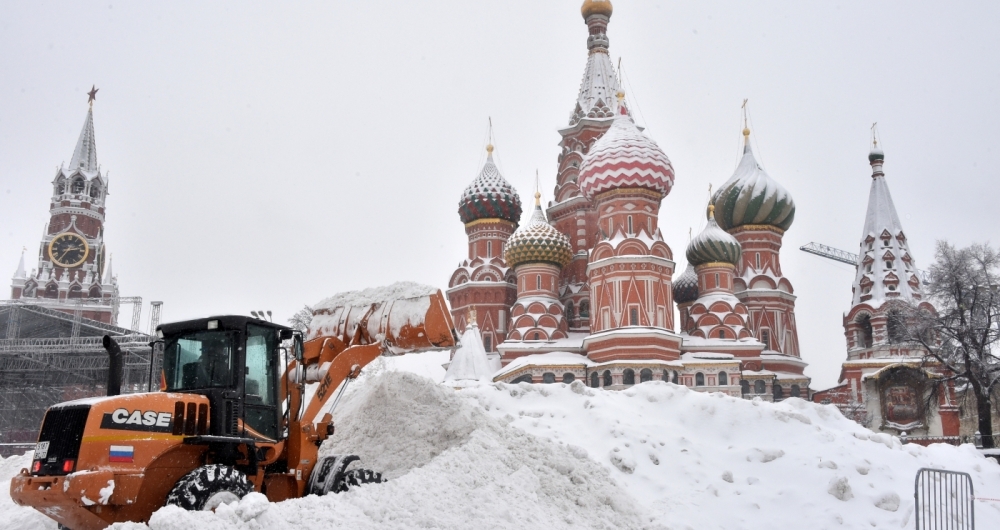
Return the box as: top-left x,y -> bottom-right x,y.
910,242 -> 1000,447
287,305 -> 313,333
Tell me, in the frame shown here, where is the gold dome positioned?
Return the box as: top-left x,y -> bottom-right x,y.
581,0 -> 613,19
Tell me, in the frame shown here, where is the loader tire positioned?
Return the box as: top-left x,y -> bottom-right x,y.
165,464 -> 253,511
340,468 -> 384,491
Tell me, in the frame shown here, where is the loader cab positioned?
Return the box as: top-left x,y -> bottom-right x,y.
159,316 -> 296,442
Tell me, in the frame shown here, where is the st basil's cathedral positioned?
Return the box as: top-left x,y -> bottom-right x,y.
447,0 -> 808,401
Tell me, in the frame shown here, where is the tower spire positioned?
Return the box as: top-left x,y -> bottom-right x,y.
69,106 -> 98,172
570,1 -> 620,125
12,248 -> 26,280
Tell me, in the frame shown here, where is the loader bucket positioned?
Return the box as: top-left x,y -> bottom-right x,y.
308,282 -> 457,354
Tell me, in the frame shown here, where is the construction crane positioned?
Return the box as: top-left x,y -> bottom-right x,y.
799,242 -> 929,282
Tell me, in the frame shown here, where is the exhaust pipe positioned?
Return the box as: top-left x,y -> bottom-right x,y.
103,335 -> 123,396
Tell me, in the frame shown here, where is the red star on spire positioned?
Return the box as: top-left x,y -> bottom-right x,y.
87,85 -> 99,105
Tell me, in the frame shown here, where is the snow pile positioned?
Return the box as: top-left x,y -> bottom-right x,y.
444,324 -> 494,382
0,452 -> 57,529
461,380 -> 1000,529
104,372 -> 651,529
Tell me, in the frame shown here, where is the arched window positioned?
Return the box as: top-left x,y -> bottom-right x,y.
718,371 -> 728,386
627,215 -> 633,234
672,371 -> 679,384
761,329 -> 770,350
565,301 -> 575,326
71,178 -> 85,194
536,275 -> 541,290
640,368 -> 653,383
533,332 -> 540,341
68,285 -> 82,299
483,335 -> 492,352
718,330 -> 725,339
88,286 -> 101,298
44,283 -> 58,298
790,384 -> 801,398
590,372 -> 599,388
487,241 -> 492,258
741,380 -> 750,395
755,252 -> 761,270
630,308 -> 638,326
695,372 -> 705,386
562,373 -> 575,384
56,179 -> 66,194
773,383 -> 783,401
754,380 -> 766,394
511,374 -> 533,384
859,315 -> 874,348
89,184 -> 102,200
579,300 -> 590,318
623,369 -> 635,385
662,369 -> 670,382
603,370 -> 612,387
542,372 -> 556,384
887,309 -> 906,344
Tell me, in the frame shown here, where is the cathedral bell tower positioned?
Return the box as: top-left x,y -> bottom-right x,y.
10,89 -> 119,324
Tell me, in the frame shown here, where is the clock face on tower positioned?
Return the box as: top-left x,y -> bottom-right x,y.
49,233 -> 90,268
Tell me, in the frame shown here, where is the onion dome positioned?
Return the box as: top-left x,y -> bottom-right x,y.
458,145 -> 523,226
578,111 -> 674,201
672,263 -> 699,304
504,192 -> 573,269
687,204 -> 742,267
581,0 -> 613,19
869,144 -> 884,163
713,128 -> 795,232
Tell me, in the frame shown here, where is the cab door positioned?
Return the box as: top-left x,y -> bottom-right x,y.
244,324 -> 280,440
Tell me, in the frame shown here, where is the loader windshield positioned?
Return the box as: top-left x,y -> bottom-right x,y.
162,330 -> 236,391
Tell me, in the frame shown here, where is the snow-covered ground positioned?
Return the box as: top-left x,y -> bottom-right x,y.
3,351 -> 1000,529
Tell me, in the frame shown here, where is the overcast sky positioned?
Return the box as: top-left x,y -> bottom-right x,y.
2,1 -> 998,389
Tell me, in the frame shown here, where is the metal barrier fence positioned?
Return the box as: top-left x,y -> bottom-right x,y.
915,468 -> 974,529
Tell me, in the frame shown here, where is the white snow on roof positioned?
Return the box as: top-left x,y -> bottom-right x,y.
681,351 -> 736,361
68,108 -> 98,172
495,351 -> 592,378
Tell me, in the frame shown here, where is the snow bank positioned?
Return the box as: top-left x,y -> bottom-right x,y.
101,371 -> 650,529
460,380 -> 1000,529
0,452 -> 58,529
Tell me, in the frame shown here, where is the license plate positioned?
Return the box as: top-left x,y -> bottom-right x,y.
34,441 -> 49,460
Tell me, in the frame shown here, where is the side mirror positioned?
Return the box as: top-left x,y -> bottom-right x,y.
280,329 -> 294,340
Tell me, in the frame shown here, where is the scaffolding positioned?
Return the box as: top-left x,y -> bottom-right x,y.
0,301 -> 158,454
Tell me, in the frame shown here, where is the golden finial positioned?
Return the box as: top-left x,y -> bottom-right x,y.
486,144 -> 494,154
741,98 -> 750,143
534,170 -> 542,207
616,90 -> 625,103
467,306 -> 477,326
871,122 -> 878,148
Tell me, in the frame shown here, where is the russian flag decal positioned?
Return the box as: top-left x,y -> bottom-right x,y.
109,445 -> 134,463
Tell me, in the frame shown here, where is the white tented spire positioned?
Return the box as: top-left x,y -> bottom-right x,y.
12,249 -> 26,280
444,319 -> 495,381
850,147 -> 922,308
103,255 -> 115,284
569,6 -> 620,125
69,108 -> 98,172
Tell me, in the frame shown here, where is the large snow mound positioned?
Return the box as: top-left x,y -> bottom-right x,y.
461,380 -> 1000,529
104,371 -> 651,529
5,367 -> 1000,529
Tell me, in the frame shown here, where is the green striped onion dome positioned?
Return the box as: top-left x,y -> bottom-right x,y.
504,199 -> 573,269
686,206 -> 742,267
458,148 -> 522,226
713,140 -> 795,232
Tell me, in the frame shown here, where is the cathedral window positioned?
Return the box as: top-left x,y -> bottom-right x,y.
484,335 -> 492,352
887,310 -> 906,344
630,307 -> 638,326
89,184 -> 101,200
623,369 -> 635,385
640,369 -> 652,383
773,384 -> 783,401
542,372 -> 556,384
741,380 -> 750,396
533,332 -> 540,341
754,380 -> 766,394
68,285 -> 83,299
45,283 -> 58,298
672,371 -> 679,384
858,315 -> 874,348
536,275 -> 541,290
88,286 -> 101,298
56,179 -> 66,194
562,373 -> 575,384
761,329 -> 770,349
603,370 -> 612,387
579,300 -> 589,318
662,370 -> 669,382
718,330 -> 725,339
714,273 -> 720,288
695,372 -> 705,386
755,253 -> 761,270
885,260 -> 893,269
487,241 -> 492,258
719,372 -> 728,385
866,264 -> 872,273
627,216 -> 633,234
71,178 -> 85,194
511,374 -> 533,384
888,284 -> 896,291
590,372 -> 599,388
790,384 -> 801,398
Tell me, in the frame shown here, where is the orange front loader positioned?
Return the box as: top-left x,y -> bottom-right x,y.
9,286 -> 457,530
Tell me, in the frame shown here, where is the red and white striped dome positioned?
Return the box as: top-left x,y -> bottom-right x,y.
578,115 -> 674,201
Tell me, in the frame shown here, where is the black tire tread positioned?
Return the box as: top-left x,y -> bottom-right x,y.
164,464 -> 252,511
